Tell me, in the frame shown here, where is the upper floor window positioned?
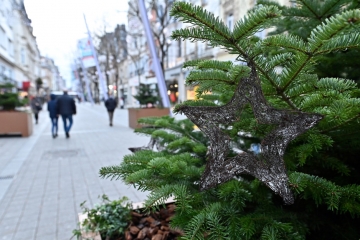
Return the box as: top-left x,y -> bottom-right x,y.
177,40 -> 181,57
6,9 -> 13,27
227,14 -> 234,31
134,38 -> 138,48
0,27 -> 6,48
8,39 -> 14,56
0,65 -> 5,75
21,48 -> 26,65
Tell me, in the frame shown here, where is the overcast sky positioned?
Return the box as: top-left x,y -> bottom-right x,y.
24,0 -> 129,87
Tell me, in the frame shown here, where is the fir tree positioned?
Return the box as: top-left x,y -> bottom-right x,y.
133,83 -> 160,108
259,0 -> 360,84
101,1 -> 360,239
0,83 -> 23,111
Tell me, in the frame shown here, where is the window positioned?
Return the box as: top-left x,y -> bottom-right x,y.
134,37 -> 137,48
21,48 -> 26,65
8,69 -> 13,80
6,9 -> 13,27
0,65 -> 5,75
0,27 -> 6,48
227,14 -> 234,31
8,39 -> 14,56
177,40 -> 181,57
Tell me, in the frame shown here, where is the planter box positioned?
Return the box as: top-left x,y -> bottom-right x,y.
0,111 -> 33,137
128,108 -> 170,129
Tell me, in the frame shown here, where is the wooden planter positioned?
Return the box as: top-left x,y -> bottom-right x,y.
0,111 -> 33,137
128,108 -> 171,129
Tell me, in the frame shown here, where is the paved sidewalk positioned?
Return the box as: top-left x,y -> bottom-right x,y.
0,103 -> 154,240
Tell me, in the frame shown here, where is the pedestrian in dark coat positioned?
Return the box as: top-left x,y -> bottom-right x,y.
105,96 -> 117,126
31,96 -> 42,124
56,90 -> 76,138
47,94 -> 58,138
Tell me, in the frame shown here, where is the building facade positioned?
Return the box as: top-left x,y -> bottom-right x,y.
0,0 -> 17,85
40,56 -> 61,93
1,0 -> 63,99
12,0 -> 41,96
0,0 -> 45,98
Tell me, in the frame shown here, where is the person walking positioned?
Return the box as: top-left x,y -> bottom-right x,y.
47,94 -> 58,138
56,90 -> 76,138
30,96 -> 42,124
105,96 -> 117,126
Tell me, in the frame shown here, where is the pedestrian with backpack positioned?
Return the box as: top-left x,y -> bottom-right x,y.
56,89 -> 76,138
105,96 -> 117,126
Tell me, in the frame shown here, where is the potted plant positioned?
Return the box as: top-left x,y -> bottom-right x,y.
0,82 -> 33,137
35,77 -> 43,93
73,195 -> 131,240
128,83 -> 170,129
73,195 -> 182,240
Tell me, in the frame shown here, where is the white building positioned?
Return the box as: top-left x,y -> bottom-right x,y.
125,3 -> 152,107
40,56 -> 61,93
0,0 -> 16,84
0,0 -> 41,97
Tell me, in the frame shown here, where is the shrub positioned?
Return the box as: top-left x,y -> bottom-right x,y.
73,195 -> 131,240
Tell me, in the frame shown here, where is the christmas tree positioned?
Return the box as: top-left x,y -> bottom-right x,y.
261,0 -> 360,84
101,1 -> 360,239
133,83 -> 160,108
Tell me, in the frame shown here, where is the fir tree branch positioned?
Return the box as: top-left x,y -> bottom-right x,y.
314,33 -> 360,55
171,28 -> 227,45
233,5 -> 281,42
289,172 -> 360,216
186,70 -> 236,85
321,0 -> 346,19
187,77 -> 237,86
279,54 -> 312,92
281,10 -> 360,92
262,35 -> 310,54
321,113 -> 360,134
197,60 -> 233,72
251,60 -> 301,111
299,0 -> 321,20
170,1 -> 249,58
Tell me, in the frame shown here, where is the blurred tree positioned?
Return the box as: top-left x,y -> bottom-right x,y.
97,24 -> 128,101
35,77 -> 43,93
128,0 -> 176,72
133,83 -> 160,108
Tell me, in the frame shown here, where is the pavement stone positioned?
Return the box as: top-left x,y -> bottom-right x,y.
0,103 -> 164,240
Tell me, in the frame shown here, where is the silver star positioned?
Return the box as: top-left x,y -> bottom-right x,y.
176,62 -> 323,204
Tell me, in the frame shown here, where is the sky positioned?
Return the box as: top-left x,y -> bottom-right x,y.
24,0 -> 129,87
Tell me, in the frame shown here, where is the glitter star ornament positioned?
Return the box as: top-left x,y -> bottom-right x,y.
176,62 -> 323,205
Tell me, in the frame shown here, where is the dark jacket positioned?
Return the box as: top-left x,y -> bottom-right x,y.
105,97 -> 117,112
56,93 -> 76,115
47,94 -> 58,118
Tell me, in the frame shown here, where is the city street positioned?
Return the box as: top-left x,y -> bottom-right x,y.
0,103 -> 157,240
